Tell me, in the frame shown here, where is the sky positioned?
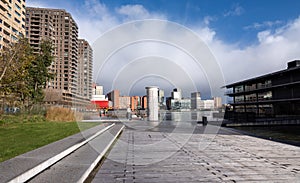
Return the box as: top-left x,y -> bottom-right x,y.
26,0 -> 300,99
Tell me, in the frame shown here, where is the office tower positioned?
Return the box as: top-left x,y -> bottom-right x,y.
191,92 -> 201,110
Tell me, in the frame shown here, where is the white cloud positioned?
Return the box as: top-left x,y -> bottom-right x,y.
192,26 -> 216,44
244,20 -> 283,30
224,4 -> 244,17
74,2 -> 166,44
203,16 -> 217,26
116,5 -> 165,20
207,16 -> 300,84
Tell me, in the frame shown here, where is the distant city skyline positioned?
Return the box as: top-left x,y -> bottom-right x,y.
27,0 -> 300,99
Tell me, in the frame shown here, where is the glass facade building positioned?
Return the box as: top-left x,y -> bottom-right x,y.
225,60 -> 300,125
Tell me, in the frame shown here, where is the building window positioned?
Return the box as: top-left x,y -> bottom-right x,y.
235,95 -> 244,103
15,3 -> 21,10
14,18 -> 21,24
245,93 -> 257,102
257,80 -> 272,89
235,106 -> 245,113
235,85 -> 244,93
258,104 -> 273,117
11,35 -> 18,41
245,83 -> 256,91
12,27 -> 18,33
3,29 -> 10,36
15,10 -> 21,17
258,91 -> 272,101
246,105 -> 257,114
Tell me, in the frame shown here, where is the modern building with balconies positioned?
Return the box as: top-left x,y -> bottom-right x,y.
26,7 -> 92,107
0,0 -> 26,50
224,60 -> 300,126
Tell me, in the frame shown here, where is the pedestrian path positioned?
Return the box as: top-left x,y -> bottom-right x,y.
93,125 -> 300,182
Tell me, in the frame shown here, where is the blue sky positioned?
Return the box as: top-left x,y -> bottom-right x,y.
27,0 -> 300,98
27,0 -> 300,46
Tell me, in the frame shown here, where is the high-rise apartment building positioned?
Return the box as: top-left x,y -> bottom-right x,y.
0,0 -> 26,50
26,7 -> 91,106
78,39 -> 93,100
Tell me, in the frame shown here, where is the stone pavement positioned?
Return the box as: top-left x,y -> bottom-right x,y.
92,124 -> 300,183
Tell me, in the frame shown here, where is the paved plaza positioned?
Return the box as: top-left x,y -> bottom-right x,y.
93,123 -> 300,182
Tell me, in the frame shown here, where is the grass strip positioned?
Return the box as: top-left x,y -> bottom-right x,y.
0,115 -> 100,162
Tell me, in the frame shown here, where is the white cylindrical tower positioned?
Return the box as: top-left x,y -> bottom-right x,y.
146,86 -> 159,121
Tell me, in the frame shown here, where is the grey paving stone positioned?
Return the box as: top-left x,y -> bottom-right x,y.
93,124 -> 300,183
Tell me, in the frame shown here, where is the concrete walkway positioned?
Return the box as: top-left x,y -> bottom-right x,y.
1,121 -> 299,182
93,124 -> 300,182
0,123 -> 113,183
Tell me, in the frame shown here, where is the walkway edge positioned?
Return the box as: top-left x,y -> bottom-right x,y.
77,125 -> 125,183
8,123 -> 116,183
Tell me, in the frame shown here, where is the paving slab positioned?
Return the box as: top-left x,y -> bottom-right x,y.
93,123 -> 300,183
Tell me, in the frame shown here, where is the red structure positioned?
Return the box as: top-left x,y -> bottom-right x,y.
91,100 -> 109,109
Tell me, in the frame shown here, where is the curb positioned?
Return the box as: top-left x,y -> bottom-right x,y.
8,123 -> 115,183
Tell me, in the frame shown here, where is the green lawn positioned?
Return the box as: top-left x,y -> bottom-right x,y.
0,115 -> 100,162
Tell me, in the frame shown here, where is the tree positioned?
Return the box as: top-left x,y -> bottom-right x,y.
27,40 -> 54,104
0,38 -> 54,112
0,38 -> 34,109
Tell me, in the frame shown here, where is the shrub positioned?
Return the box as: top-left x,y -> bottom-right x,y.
46,107 -> 82,122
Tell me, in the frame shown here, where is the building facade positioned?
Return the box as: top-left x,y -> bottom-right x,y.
78,39 -> 93,100
225,60 -> 300,125
92,84 -> 103,95
130,96 -> 140,111
26,7 -> 91,106
0,0 -> 26,50
213,97 -> 222,109
141,96 -> 147,109
107,90 -> 120,109
119,96 -> 130,110
191,92 -> 201,109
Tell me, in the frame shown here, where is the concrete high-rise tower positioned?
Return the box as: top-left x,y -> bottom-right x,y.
146,86 -> 159,121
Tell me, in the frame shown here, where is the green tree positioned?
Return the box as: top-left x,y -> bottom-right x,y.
0,38 -> 34,109
0,38 -> 54,112
27,40 -> 54,105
